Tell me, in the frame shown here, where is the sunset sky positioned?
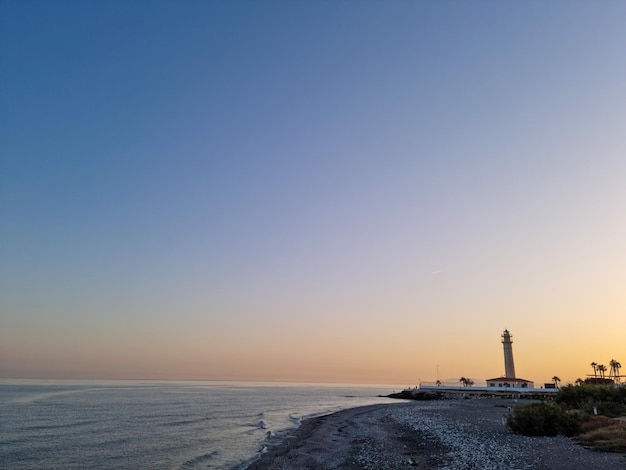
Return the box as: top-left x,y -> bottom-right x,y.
1,1 -> 625,385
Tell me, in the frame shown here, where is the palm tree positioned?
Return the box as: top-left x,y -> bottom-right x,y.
459,377 -> 473,387
552,376 -> 561,388
591,362 -> 598,378
597,364 -> 607,378
436,380 -> 442,386
609,359 -> 622,383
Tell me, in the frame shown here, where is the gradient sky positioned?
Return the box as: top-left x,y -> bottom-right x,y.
1,1 -> 625,385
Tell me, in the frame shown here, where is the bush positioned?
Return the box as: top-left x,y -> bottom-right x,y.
507,402 -> 581,437
593,401 -> 626,418
555,384 -> 626,415
577,420 -> 626,453
579,415 -> 613,433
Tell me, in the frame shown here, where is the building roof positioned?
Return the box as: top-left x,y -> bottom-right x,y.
486,377 -> 533,383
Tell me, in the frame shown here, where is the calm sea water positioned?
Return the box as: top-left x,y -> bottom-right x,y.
0,379 -> 400,469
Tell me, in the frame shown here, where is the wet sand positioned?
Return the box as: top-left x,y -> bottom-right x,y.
247,398 -> 626,469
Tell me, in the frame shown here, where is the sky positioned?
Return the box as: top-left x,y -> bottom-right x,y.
1,1 -> 625,386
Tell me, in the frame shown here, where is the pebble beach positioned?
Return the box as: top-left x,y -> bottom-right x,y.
247,398 -> 626,469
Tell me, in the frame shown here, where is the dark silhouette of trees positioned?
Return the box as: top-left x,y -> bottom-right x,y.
590,359 -> 622,383
609,359 -> 622,382
459,377 -> 474,387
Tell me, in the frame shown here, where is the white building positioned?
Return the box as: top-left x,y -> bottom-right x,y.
486,376 -> 534,388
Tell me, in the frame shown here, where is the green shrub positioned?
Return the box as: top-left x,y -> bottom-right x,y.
593,401 -> 626,418
555,384 -> 626,417
507,402 -> 581,437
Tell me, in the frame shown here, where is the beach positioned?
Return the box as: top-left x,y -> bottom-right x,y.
247,398 -> 626,469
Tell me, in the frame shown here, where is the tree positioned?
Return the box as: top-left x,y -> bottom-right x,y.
591,362 -> 598,378
436,380 -> 442,386
597,364 -> 607,378
552,376 -> 561,388
609,359 -> 622,383
459,377 -> 473,387
575,378 -> 584,386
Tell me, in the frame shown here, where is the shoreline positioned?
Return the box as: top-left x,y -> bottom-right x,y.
246,398 -> 626,469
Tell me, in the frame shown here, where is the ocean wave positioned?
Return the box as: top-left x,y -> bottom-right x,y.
179,450 -> 219,469
24,420 -> 99,431
164,416 -> 211,427
10,388 -> 103,404
2,380 -> 397,469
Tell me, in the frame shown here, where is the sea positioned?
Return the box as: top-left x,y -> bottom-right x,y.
0,379 -> 401,469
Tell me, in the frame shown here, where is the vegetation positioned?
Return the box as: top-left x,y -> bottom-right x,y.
609,359 -> 622,381
583,377 -> 615,385
577,416 -> 626,453
506,402 -> 580,437
555,384 -> 626,418
507,367 -> 626,453
590,359 -> 622,382
459,377 -> 474,387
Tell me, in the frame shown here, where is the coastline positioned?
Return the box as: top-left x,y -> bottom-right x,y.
246,398 -> 626,469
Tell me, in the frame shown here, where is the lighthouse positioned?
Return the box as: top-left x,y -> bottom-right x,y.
502,329 -> 516,378
486,329 -> 534,389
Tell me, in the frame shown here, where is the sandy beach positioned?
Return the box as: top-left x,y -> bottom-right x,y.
247,398 -> 626,469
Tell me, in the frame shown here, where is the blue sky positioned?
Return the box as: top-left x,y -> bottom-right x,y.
1,1 -> 625,383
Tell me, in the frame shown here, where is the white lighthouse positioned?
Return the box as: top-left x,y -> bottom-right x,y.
486,329 -> 534,389
502,329 -> 516,378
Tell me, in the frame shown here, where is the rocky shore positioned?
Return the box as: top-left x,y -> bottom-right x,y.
247,398 -> 626,469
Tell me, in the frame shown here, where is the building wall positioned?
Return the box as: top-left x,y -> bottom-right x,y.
486,379 -> 534,388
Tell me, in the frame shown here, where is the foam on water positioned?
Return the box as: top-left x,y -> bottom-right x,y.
0,379 -> 399,469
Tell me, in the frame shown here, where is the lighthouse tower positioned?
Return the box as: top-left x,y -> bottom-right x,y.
502,329 -> 516,378
486,329 -> 534,388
